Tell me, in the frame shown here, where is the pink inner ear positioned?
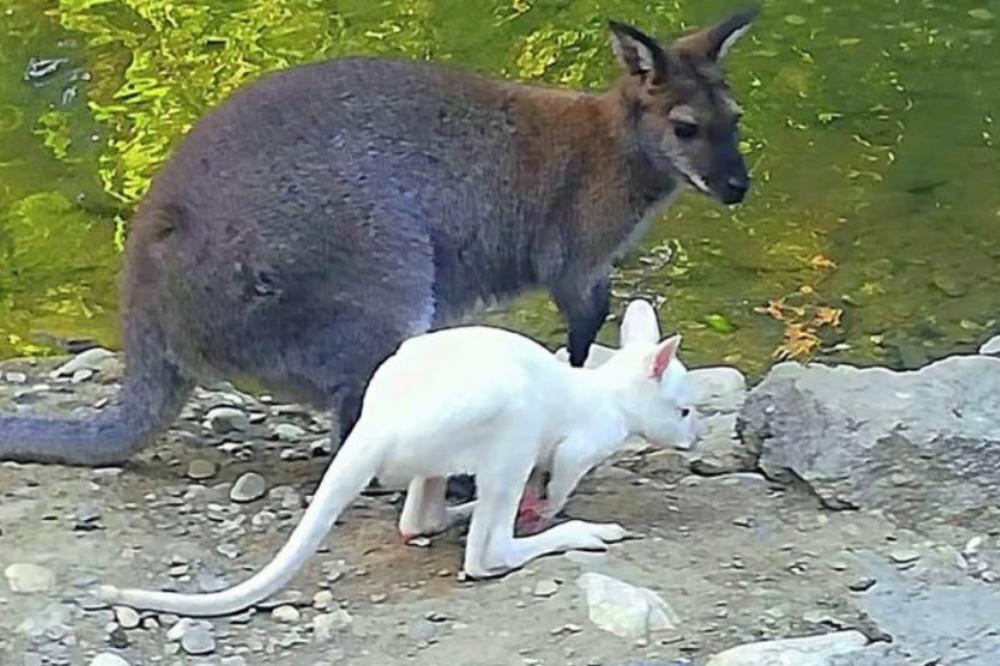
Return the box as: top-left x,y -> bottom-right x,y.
651,340 -> 676,380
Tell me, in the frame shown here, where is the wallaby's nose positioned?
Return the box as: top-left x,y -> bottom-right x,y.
721,175 -> 749,204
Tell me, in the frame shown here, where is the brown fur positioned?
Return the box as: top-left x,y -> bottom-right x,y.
0,10 -> 757,467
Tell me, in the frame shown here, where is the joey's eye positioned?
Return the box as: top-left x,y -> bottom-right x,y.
680,407 -> 691,418
673,121 -> 698,140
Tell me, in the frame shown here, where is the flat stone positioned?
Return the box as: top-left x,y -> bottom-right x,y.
704,631 -> 869,665
52,347 -> 116,377
888,548 -> 921,565
179,620 -> 215,655
229,472 -> 267,503
4,371 -> 28,383
71,368 -> 95,383
273,423 -> 307,441
407,618 -> 438,642
88,653 -> 131,666
577,572 -> 680,639
205,407 -> 250,434
4,562 -> 55,593
186,459 -> 217,481
532,579 -> 560,597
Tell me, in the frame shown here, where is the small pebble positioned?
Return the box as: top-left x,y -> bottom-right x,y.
186,459 -> 217,480
271,605 -> 301,623
179,621 -> 216,655
889,548 -> 921,565
532,579 -> 560,597
848,577 -> 877,592
230,472 -> 267,503
114,606 -> 141,629
205,406 -> 250,434
313,590 -> 335,610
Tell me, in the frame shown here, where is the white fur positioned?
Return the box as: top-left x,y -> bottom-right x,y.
100,300 -> 698,616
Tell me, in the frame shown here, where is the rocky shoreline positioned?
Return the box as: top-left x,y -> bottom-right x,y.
1,335 -> 998,665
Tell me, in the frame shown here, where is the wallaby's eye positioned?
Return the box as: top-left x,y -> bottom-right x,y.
680,407 -> 691,418
673,121 -> 698,140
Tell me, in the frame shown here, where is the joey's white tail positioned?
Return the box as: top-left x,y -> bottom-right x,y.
100,435 -> 379,616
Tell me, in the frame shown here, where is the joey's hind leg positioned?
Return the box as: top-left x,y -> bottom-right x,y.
398,477 -> 473,542
463,464 -> 627,578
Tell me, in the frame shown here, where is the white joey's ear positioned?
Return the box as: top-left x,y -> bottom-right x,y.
619,299 -> 661,347
649,334 -> 682,381
608,20 -> 669,83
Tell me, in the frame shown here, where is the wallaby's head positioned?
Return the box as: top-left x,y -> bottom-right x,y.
609,299 -> 699,450
608,8 -> 757,205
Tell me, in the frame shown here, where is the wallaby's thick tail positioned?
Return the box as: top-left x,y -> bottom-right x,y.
101,431 -> 380,616
0,325 -> 192,466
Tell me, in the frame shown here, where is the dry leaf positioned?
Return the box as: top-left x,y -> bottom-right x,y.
809,254 -> 838,269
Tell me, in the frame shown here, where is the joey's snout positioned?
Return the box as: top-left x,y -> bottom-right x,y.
671,410 -> 703,452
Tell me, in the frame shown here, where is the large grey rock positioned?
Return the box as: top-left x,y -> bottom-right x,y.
689,366 -> 747,414
980,334 -> 1000,356
739,357 -> 1000,529
833,550 -> 1000,666
576,572 -> 680,639
704,631 -> 870,666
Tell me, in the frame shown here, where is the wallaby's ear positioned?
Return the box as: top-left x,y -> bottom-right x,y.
649,335 -> 682,381
674,6 -> 758,61
608,20 -> 669,83
620,299 -> 661,347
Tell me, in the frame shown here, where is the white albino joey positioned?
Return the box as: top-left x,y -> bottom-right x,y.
99,298 -> 698,617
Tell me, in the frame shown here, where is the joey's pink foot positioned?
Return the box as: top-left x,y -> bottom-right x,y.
516,485 -> 549,535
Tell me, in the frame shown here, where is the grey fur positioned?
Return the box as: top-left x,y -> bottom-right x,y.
0,21 -> 752,466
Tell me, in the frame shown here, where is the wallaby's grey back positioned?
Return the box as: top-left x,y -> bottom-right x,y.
0,10 -> 757,465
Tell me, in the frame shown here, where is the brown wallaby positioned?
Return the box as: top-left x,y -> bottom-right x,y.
0,10 -> 756,466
